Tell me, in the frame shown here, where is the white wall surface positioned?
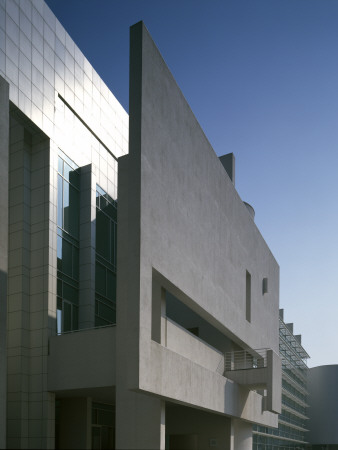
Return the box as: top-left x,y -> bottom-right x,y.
117,21 -> 280,429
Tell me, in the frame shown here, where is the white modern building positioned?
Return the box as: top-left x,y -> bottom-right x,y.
0,1 -> 282,448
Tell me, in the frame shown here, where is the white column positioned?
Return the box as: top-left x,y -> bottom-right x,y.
115,388 -> 165,450
231,419 -> 253,450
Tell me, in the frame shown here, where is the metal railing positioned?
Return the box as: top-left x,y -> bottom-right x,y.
224,348 -> 268,372
215,348 -> 269,376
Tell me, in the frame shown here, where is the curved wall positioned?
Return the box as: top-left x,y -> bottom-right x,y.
308,365 -> 338,445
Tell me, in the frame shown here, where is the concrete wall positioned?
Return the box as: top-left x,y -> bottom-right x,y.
308,365 -> 338,445
166,318 -> 223,373
116,20 -> 279,436
48,326 -> 116,391
166,405 -> 232,450
128,21 -> 279,357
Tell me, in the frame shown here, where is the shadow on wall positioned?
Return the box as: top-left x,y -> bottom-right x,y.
0,269 -> 8,449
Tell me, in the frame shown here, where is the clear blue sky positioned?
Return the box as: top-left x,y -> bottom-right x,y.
46,0 -> 338,368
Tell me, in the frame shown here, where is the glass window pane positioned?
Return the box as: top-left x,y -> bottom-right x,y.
69,185 -> 79,238
106,270 -> 116,302
95,315 -> 107,327
96,185 -> 106,197
63,301 -> 72,332
57,235 -> 62,271
110,221 -> 116,266
105,202 -> 114,219
111,204 -> 117,222
58,157 -> 63,175
96,210 -> 110,260
72,305 -> 78,330
92,426 -> 100,450
63,181 -> 79,239
98,302 -> 115,324
69,170 -> 79,189
100,195 -> 108,211
62,239 -> 73,277
57,280 -> 62,297
95,263 -> 106,296
63,282 -> 78,305
97,409 -> 114,426
63,180 -> 70,232
57,175 -> 63,228
63,161 -> 72,182
73,246 -> 79,280
57,308 -> 62,335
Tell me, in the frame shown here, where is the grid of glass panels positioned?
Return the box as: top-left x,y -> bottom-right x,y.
252,316 -> 309,450
92,403 -> 115,450
95,185 -> 117,326
57,150 -> 80,333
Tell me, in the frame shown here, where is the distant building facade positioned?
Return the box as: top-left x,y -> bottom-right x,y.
308,365 -> 338,449
253,309 -> 310,449
0,1 -> 282,449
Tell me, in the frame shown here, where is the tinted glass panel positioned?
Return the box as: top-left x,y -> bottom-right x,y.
99,302 -> 115,323
63,180 -> 70,231
58,157 -> 63,175
73,246 -> 79,280
63,161 -> 72,182
96,263 -> 106,296
98,409 -> 114,426
57,175 -> 63,227
62,239 -> 73,277
110,221 -> 116,266
95,316 -> 107,327
57,235 -> 62,271
72,305 -> 78,330
96,210 -> 110,260
106,270 -> 116,302
57,307 -> 62,335
69,185 -> 79,238
63,282 -> 78,304
69,170 -> 80,189
57,280 -> 62,297
63,302 -> 72,332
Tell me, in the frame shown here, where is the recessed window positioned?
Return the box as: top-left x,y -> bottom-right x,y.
263,277 -> 268,295
246,270 -> 251,322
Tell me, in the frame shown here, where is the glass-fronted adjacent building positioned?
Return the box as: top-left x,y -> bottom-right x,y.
253,309 -> 310,449
0,1 -> 283,448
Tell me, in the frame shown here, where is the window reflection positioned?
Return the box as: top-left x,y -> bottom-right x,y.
95,185 -> 117,326
57,151 -> 80,334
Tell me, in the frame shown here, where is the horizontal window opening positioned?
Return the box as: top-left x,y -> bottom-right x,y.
166,292 -> 233,354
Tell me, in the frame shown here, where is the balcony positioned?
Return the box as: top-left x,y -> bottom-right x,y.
165,319 -> 281,415
219,348 -> 281,414
48,324 -> 116,393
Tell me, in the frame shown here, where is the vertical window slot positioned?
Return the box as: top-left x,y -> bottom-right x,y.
246,270 -> 251,323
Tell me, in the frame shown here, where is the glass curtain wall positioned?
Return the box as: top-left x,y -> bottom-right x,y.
57,151 -> 80,333
252,311 -> 309,449
95,185 -> 117,326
